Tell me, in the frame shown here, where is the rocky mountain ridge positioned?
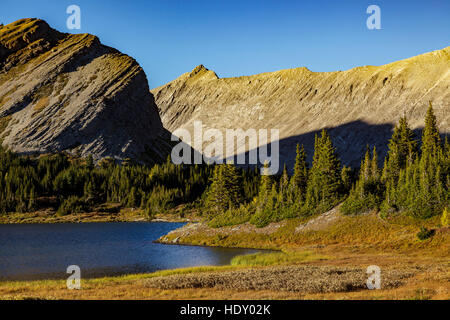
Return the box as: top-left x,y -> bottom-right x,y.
153,47 -> 449,170
0,18 -> 171,162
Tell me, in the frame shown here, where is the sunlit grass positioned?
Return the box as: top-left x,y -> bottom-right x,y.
231,250 -> 329,266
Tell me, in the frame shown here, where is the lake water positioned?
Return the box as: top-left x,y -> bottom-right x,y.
0,222 -> 261,281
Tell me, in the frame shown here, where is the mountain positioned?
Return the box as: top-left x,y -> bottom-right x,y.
153,48 -> 449,170
0,18 -> 171,162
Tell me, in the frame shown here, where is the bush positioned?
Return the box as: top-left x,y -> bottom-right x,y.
416,227 -> 435,240
208,205 -> 252,228
57,196 -> 86,216
250,208 -> 279,228
441,207 -> 449,227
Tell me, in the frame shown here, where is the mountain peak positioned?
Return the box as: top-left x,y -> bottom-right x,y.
188,64 -> 218,80
0,18 -> 171,163
153,47 -> 449,169
0,18 -> 61,58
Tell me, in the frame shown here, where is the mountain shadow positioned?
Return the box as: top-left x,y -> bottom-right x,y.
227,120 -> 397,174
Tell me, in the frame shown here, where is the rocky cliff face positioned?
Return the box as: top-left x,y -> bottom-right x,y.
0,18 -> 171,162
153,48 -> 450,170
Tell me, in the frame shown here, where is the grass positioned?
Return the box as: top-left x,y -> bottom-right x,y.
0,207 -> 146,224
208,206 -> 252,227
144,265 -> 421,293
163,212 -> 449,256
0,204 -> 200,224
1,208 -> 448,300
2,254 -> 447,300
230,250 -> 329,266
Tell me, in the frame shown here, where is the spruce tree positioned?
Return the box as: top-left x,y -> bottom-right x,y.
258,161 -> 273,208
279,163 -> 290,204
371,146 -> 380,180
205,163 -> 242,214
291,144 -> 308,200
206,165 -> 226,213
382,116 -> 417,183
341,146 -> 383,215
305,130 -> 342,212
421,102 -> 441,158
222,162 -> 242,208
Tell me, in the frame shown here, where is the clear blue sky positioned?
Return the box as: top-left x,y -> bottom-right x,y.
2,0 -> 449,88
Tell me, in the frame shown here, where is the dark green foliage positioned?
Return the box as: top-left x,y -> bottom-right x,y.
341,146 -> 384,215
0,150 -> 215,217
208,205 -> 252,228
421,102 -> 441,158
416,227 -> 435,240
382,116 -> 417,183
57,195 -> 86,216
0,102 -> 447,226
340,165 -> 353,195
291,144 -> 308,201
205,163 -> 243,214
304,130 -> 343,214
250,163 -> 279,227
380,104 -> 448,218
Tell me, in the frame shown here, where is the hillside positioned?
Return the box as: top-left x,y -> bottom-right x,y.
0,18 -> 171,163
153,48 -> 450,170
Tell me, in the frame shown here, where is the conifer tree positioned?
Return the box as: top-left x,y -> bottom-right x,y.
305,130 -> 342,212
257,162 -> 273,208
341,146 -> 383,215
279,163 -> 290,204
382,116 -> 417,183
362,145 -> 371,182
250,162 -> 278,227
205,165 -> 226,213
371,146 -> 379,180
340,165 -> 352,194
291,144 -> 308,200
421,102 -> 441,158
222,162 -> 242,208
205,163 -> 242,214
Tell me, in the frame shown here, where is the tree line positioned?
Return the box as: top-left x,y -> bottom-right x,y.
205,103 -> 449,227
0,103 -> 448,226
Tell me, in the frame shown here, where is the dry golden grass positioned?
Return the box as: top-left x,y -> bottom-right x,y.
144,265 -> 417,293
1,211 -> 448,300
162,212 -> 449,257
1,254 -> 448,300
32,97 -> 49,114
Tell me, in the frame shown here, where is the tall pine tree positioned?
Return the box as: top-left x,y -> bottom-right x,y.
291,144 -> 308,201
305,129 -> 342,213
421,102 -> 441,158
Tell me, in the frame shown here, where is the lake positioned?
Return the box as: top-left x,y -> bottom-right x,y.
0,222 -> 261,281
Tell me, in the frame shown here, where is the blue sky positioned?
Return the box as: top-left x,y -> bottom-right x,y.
1,0 -> 449,88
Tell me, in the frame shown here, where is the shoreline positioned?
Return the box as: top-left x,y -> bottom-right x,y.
0,211 -> 198,225
1,209 -> 448,299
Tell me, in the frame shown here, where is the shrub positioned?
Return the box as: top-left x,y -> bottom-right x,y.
57,196 -> 86,216
208,205 -> 252,228
441,207 -> 449,227
416,227 -> 435,240
250,208 -> 279,228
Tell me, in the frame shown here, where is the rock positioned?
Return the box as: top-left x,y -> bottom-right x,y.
0,18 -> 171,163
153,48 -> 449,171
